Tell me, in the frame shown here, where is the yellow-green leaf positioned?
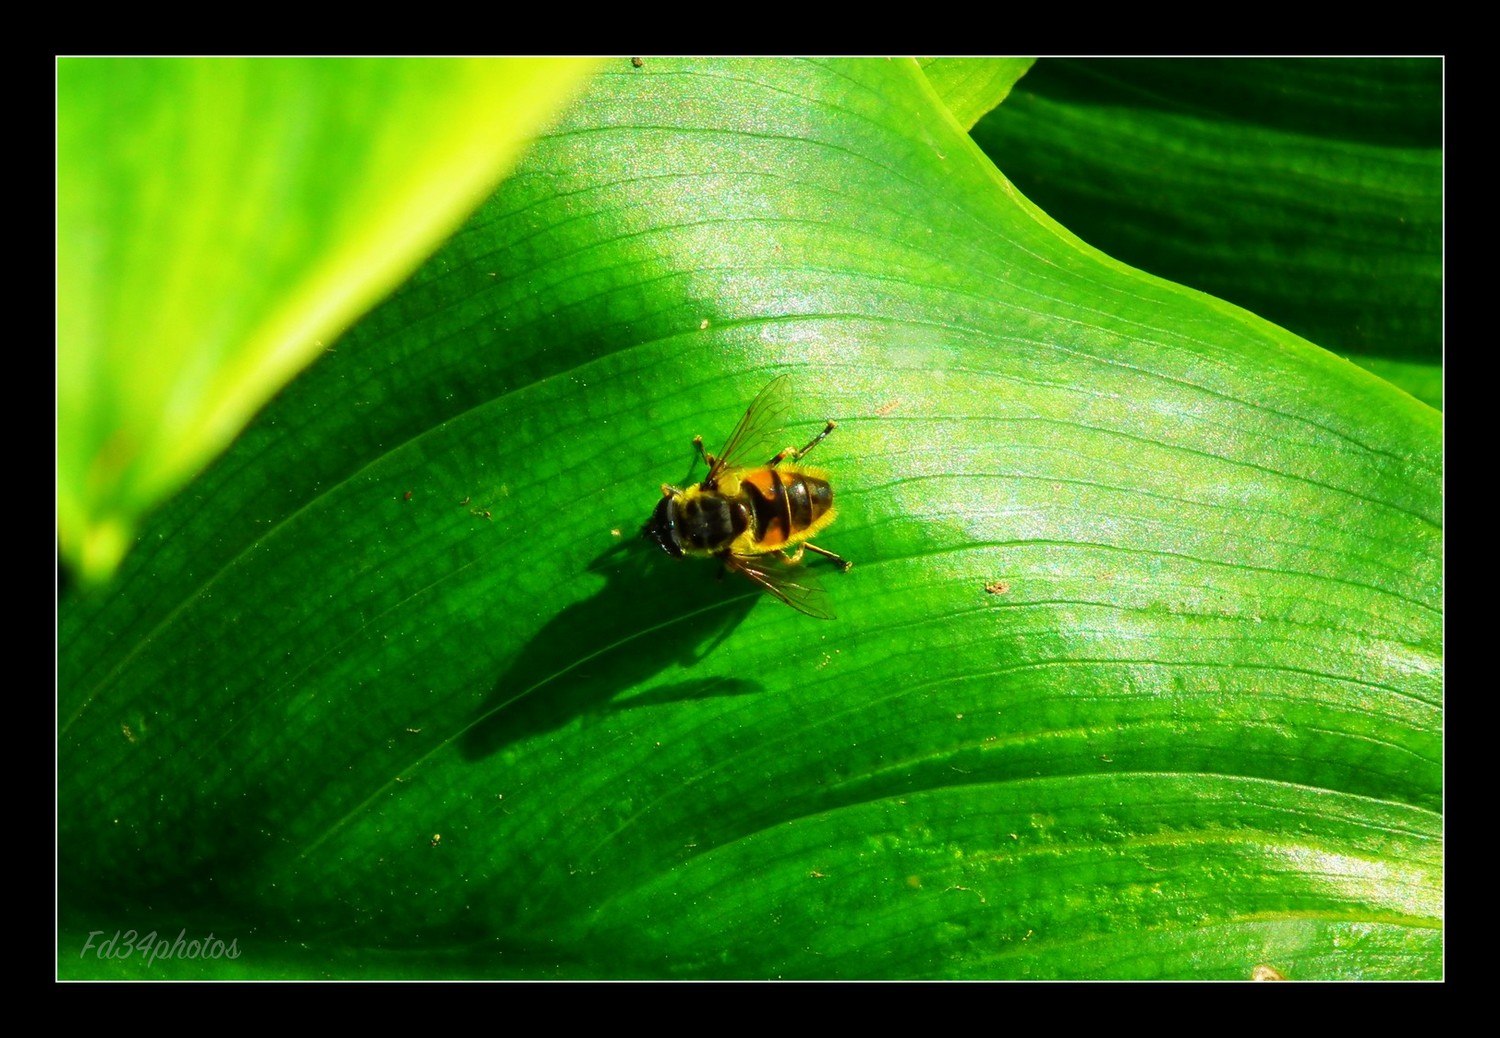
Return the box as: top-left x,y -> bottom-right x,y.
58,57 -> 599,581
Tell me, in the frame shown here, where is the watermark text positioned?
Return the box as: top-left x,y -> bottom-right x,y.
81,929 -> 241,967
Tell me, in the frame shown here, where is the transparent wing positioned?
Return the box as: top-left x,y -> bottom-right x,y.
708,375 -> 794,483
725,550 -> 835,620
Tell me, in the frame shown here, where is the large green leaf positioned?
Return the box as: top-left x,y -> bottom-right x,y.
58,58 -> 1441,979
57,57 -> 598,582
970,58 -> 1443,408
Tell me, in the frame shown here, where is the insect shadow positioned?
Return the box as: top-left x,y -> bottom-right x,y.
458,537 -> 762,761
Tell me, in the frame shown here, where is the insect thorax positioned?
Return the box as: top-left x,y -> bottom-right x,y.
674,485 -> 750,554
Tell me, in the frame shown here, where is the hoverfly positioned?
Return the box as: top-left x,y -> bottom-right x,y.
642,375 -> 851,618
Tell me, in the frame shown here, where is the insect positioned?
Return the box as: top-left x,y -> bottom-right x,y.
642,375 -> 851,618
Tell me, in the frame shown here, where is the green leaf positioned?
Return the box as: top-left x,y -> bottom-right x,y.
970,58 -> 1443,408
59,57 -> 1441,980
57,57 -> 599,582
918,57 -> 1035,128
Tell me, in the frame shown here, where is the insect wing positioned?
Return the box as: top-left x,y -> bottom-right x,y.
726,551 -> 835,620
709,375 -> 795,482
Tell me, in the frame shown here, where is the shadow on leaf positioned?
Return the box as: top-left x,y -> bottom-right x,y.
459,539 -> 761,759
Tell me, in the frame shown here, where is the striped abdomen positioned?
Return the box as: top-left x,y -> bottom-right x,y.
737,466 -> 835,552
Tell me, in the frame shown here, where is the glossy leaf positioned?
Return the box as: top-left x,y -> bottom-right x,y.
58,58 -> 1441,980
57,57 -> 599,581
970,58 -> 1443,407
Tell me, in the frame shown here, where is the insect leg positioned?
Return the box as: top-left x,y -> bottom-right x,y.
767,420 -> 837,467
803,541 -> 853,572
693,435 -> 717,471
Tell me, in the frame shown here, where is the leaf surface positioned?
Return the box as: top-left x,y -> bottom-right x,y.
59,57 -> 1441,980
58,57 -> 598,579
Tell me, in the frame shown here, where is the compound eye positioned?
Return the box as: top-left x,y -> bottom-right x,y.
643,496 -> 684,557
